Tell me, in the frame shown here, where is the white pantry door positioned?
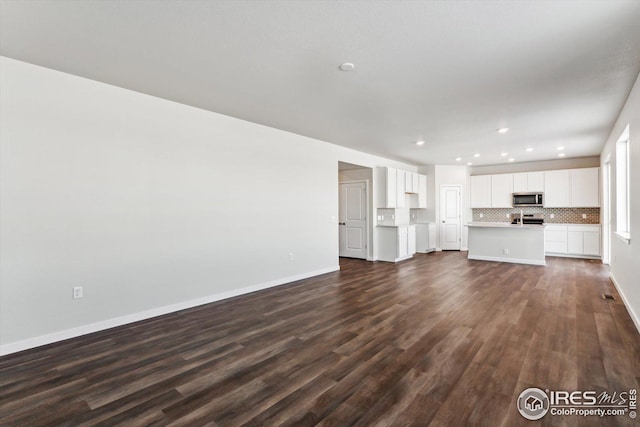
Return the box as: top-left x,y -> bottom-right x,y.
440,185 -> 461,250
339,182 -> 367,259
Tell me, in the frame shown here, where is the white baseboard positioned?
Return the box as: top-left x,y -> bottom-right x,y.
467,254 -> 546,266
609,272 -> 640,335
545,252 -> 601,260
0,265 -> 340,356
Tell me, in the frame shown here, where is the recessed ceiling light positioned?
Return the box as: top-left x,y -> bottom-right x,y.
558,153 -> 566,157
467,162 -> 473,166
497,128 -> 509,134
501,152 -> 508,157
557,146 -> 565,151
456,157 -> 462,161
339,62 -> 355,71
508,158 -> 515,162
415,140 -> 425,146
526,147 -> 534,152
474,153 -> 480,158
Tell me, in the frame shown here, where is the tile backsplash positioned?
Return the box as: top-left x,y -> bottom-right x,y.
472,207 -> 600,224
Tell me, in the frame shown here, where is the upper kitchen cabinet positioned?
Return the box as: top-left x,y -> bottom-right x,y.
513,172 -> 544,192
418,174 -> 427,208
405,172 -> 420,194
491,173 -> 513,208
412,173 -> 420,194
570,167 -> 599,207
396,169 -> 406,207
405,172 -> 414,193
528,172 -> 544,192
544,169 -> 570,207
377,168 -> 428,209
470,175 -> 491,208
376,167 -> 397,208
544,168 -> 599,208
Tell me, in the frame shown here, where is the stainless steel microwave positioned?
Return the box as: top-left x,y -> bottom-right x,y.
512,192 -> 544,207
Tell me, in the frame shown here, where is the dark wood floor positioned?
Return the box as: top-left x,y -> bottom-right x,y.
1,252 -> 639,426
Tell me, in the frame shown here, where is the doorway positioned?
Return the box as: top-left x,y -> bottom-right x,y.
440,185 -> 461,250
338,182 -> 368,259
338,181 -> 368,259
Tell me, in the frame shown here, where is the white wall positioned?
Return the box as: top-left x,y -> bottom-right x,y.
600,71 -> 640,333
0,57 -> 416,353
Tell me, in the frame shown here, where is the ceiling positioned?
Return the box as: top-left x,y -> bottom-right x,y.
2,1 -> 640,167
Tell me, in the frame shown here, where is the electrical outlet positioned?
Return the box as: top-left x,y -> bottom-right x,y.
550,213 -> 555,219
73,286 -> 83,299
479,213 -> 483,218
506,213 -> 510,218
289,252 -> 294,261
503,248 -> 509,255
582,213 -> 587,219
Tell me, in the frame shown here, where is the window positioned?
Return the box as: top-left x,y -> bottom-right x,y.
615,125 -> 630,243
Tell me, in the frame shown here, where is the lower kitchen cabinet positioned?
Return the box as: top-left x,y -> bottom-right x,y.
544,225 -> 568,254
377,225 -> 416,262
567,225 -> 601,257
545,224 -> 600,258
415,223 -> 436,253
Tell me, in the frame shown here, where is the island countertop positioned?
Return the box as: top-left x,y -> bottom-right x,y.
466,222 -> 546,230
466,222 -> 546,265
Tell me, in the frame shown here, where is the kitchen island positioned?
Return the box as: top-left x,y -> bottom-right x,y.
466,222 -> 546,265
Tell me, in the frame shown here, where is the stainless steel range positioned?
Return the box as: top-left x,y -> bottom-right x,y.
511,213 -> 544,225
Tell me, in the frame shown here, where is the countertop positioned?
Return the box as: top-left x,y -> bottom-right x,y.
466,222 -> 547,230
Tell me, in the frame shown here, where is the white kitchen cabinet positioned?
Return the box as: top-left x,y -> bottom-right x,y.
528,172 -> 544,192
418,174 -> 427,208
544,170 -> 570,207
567,231 -> 584,255
412,173 -> 420,194
583,231 -> 600,256
405,172 -> 419,194
513,173 -> 528,193
376,167 -> 398,208
567,225 -> 600,257
513,172 -> 544,192
398,226 -> 408,258
570,167 -> 599,207
396,169 -> 406,207
491,174 -> 513,208
405,172 -> 413,193
408,225 -> 416,255
545,225 -> 568,254
416,223 -> 436,253
546,224 -> 600,258
544,168 -> 599,208
471,175 -> 492,208
377,225 -> 414,262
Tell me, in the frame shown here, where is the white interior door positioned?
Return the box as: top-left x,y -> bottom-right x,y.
440,185 -> 461,250
339,182 -> 367,259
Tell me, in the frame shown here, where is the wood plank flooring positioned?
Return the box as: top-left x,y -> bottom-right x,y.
1,252 -> 639,426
